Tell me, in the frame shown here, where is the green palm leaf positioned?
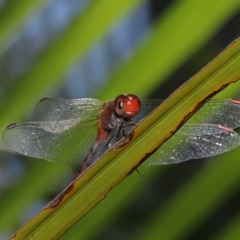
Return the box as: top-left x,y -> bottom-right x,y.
10,37 -> 240,240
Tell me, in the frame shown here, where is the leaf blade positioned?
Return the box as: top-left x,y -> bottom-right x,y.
11,38 -> 240,240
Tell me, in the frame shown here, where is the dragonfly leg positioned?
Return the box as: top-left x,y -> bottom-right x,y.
103,131 -> 115,148
76,121 -> 137,177
136,168 -> 145,178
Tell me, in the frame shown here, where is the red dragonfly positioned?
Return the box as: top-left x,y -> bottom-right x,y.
2,94 -> 240,173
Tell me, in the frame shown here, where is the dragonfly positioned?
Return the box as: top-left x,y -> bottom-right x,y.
2,94 -> 240,173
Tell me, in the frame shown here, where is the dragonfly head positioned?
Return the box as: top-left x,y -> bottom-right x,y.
114,94 -> 141,119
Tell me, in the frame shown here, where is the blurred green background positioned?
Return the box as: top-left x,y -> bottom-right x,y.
0,0 -> 240,239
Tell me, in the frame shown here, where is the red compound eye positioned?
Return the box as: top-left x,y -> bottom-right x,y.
114,94 -> 141,118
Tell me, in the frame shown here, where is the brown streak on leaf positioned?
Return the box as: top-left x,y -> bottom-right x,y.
46,183 -> 75,208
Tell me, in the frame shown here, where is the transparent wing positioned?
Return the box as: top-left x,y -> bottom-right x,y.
144,123 -> 240,166
187,99 -> 240,129
33,97 -> 103,121
132,99 -> 163,122
135,99 -> 240,129
2,117 -> 99,165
